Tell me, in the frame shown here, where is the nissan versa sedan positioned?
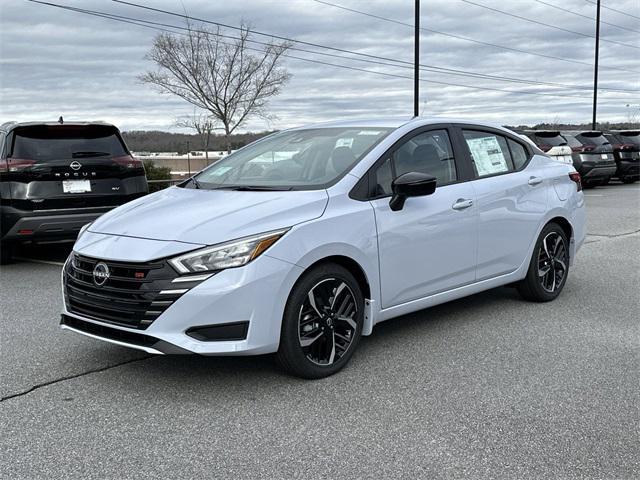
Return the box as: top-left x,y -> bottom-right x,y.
61,118 -> 586,378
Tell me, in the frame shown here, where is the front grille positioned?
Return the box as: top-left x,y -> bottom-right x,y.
63,253 -> 207,329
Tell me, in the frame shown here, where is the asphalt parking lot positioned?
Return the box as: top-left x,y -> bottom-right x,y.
1,183 -> 638,479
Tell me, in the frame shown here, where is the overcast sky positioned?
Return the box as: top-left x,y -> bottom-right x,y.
1,0 -> 638,132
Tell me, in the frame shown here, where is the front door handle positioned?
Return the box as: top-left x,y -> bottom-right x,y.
528,176 -> 543,186
452,198 -> 473,210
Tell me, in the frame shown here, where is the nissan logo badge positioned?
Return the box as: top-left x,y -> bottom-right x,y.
93,262 -> 110,286
70,161 -> 82,171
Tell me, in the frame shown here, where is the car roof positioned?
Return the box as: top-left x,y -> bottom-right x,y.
0,121 -> 116,133
288,116 -> 516,133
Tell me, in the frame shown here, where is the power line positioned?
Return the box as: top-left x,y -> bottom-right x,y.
533,0 -> 640,34
460,0 -> 639,50
28,0 -> 619,102
584,0 -> 640,21
310,0 -> 639,74
45,0 -> 637,94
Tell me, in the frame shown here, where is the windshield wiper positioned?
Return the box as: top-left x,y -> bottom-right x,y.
72,151 -> 111,158
212,185 -> 293,191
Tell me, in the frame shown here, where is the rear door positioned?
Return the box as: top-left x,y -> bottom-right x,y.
6,125 -> 145,211
369,126 -> 478,308
456,126 -> 548,281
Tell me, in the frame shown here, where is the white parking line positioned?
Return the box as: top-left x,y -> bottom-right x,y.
13,257 -> 65,267
584,194 -> 604,197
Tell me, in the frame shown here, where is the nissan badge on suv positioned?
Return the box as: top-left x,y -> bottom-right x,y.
0,121 -> 148,263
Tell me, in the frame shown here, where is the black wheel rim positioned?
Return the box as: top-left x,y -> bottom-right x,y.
538,232 -> 568,293
298,278 -> 358,366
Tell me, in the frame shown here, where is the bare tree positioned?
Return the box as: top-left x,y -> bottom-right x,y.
141,22 -> 291,153
175,110 -> 218,162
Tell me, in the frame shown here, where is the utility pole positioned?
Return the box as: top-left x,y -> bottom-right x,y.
414,0 -> 420,117
592,0 -> 601,130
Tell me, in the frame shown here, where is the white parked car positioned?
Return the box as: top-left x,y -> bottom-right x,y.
61,118 -> 586,378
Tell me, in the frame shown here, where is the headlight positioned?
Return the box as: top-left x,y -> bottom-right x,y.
168,228 -> 289,274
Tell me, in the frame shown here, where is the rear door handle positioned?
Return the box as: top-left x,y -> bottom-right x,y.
528,176 -> 543,186
452,198 -> 473,210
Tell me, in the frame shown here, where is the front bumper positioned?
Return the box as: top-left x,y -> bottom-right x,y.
61,252 -> 303,355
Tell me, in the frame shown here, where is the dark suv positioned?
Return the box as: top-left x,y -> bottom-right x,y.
1,121 -> 148,263
562,131 -> 616,187
604,131 -> 639,184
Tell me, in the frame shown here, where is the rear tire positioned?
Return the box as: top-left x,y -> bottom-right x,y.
517,223 -> 569,302
277,263 -> 364,379
622,178 -> 637,184
0,243 -> 14,265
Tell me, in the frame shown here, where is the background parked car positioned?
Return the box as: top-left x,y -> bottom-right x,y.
522,130 -> 573,164
562,131 -> 616,188
0,121 -> 148,263
604,130 -> 639,184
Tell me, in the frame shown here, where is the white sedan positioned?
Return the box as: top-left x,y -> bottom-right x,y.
61,118 -> 586,378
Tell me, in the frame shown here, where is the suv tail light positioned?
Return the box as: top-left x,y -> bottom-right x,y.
538,143 -> 552,152
0,158 -> 37,173
569,172 -> 582,192
571,145 -> 595,153
113,155 -> 143,169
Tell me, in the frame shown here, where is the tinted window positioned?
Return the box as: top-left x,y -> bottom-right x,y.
531,132 -> 567,147
11,126 -> 127,162
373,157 -> 394,196
372,129 -> 457,196
463,130 -> 513,177
576,133 -> 610,146
508,139 -> 528,169
618,131 -> 640,146
562,134 -> 583,148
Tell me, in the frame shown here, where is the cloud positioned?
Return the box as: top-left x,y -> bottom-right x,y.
1,0 -> 638,131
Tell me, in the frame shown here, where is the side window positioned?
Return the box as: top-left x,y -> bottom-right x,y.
371,129 -> 457,196
508,139 -> 528,169
463,130 -> 513,177
372,157 -> 393,196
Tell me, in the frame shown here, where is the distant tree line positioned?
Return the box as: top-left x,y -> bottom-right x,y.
507,121 -> 639,132
122,130 -> 274,154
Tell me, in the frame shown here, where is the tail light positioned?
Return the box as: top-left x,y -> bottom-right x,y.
571,145 -> 595,153
538,143 -> 552,152
113,155 -> 143,169
569,172 -> 582,192
0,158 -> 37,173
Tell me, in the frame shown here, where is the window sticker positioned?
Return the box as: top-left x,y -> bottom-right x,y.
466,136 -> 509,176
336,138 -> 354,148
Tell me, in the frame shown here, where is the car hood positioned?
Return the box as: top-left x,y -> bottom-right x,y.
88,186 -> 329,245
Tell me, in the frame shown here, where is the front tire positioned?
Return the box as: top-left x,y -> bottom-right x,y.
517,223 -> 570,302
277,263 -> 364,379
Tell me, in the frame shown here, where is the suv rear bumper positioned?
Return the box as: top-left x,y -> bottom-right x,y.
1,206 -> 114,242
616,160 -> 640,180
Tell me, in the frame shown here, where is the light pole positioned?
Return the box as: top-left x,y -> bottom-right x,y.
414,0 -> 420,117
592,0 -> 601,130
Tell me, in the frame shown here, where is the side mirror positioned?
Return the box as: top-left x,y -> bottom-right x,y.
389,172 -> 437,211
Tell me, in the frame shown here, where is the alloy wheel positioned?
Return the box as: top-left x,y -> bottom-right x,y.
537,232 -> 568,293
298,278 -> 358,366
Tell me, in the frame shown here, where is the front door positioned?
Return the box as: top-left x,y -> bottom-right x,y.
370,128 -> 477,309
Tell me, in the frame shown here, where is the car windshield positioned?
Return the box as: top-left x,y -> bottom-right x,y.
11,125 -> 127,162
187,127 -> 392,190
